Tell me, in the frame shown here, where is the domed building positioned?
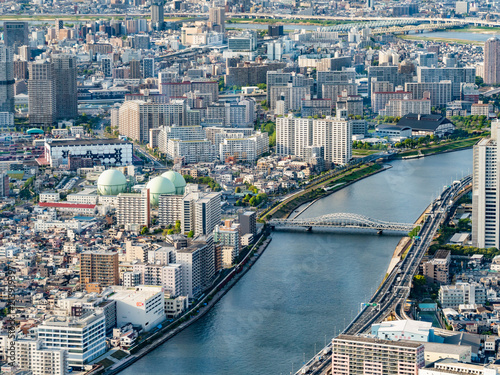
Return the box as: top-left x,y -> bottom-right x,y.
97,169 -> 127,195
162,171 -> 186,195
146,176 -> 176,206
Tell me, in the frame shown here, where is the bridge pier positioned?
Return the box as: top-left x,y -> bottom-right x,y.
306,226 -> 312,232
377,230 -> 383,235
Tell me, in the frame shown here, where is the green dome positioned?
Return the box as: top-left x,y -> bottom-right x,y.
161,171 -> 186,195
97,169 -> 127,196
146,176 -> 175,206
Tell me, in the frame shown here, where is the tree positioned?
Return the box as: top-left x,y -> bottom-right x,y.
235,187 -> 241,193
175,220 -> 181,233
105,126 -> 111,134
187,230 -> 194,238
140,226 -> 148,235
413,275 -> 426,288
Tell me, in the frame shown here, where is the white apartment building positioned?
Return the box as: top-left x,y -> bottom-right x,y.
439,282 -> 487,309
34,219 -> 82,233
182,192 -> 221,235
39,192 -> 60,203
379,98 -> 431,117
276,113 -> 352,166
109,285 -> 166,332
166,138 -> 216,164
157,125 -> 207,154
214,220 -> 240,267
158,194 -> 183,227
14,338 -> 67,375
133,263 -> 183,296
118,100 -> 188,143
473,120 -> 500,248
219,131 -> 269,162
117,189 -> 151,230
175,244 -> 203,298
36,313 -> 106,370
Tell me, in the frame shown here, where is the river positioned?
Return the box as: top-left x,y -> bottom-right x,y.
121,149 -> 473,375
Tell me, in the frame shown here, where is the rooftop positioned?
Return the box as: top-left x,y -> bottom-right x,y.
47,138 -> 131,147
335,334 -> 423,348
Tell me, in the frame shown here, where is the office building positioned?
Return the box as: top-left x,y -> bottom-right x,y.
28,60 -> 56,127
267,71 -> 292,103
117,189 -> 151,230
0,45 -> 14,114
53,54 -> 78,120
109,286 -> 166,331
44,138 -> 133,166
14,338 -> 67,375
143,58 -> 154,78
371,320 -> 434,343
160,81 -> 218,103
209,6 -> 225,33
80,251 -> 119,288
473,120 -> 500,248
36,313 -> 106,370
368,66 -> 399,97
332,335 -> 425,375
151,0 -> 165,30
484,37 -> 500,85
3,22 -> 29,49
225,61 -> 285,87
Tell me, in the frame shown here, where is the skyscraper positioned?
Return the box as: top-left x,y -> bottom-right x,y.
472,119 -> 500,249
53,54 -> 78,120
0,45 -> 14,114
209,6 -> 225,34
151,0 -> 164,31
28,60 -> 56,127
484,37 -> 500,85
3,21 -> 29,49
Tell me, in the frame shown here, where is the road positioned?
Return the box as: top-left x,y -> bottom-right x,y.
295,175 -> 472,375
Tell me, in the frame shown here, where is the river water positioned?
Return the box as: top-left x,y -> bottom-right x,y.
121,149 -> 473,375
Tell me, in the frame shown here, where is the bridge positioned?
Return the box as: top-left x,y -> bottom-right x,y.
269,213 -> 415,233
294,175 -> 473,375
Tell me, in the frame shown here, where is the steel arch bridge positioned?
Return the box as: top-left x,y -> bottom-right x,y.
269,213 -> 415,233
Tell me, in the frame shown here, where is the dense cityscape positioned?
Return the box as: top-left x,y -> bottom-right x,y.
3,0 -> 500,374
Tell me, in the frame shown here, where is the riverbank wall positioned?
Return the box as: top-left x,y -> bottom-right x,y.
92,235 -> 273,375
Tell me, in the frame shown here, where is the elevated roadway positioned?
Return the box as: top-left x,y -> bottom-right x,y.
294,175 -> 472,375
